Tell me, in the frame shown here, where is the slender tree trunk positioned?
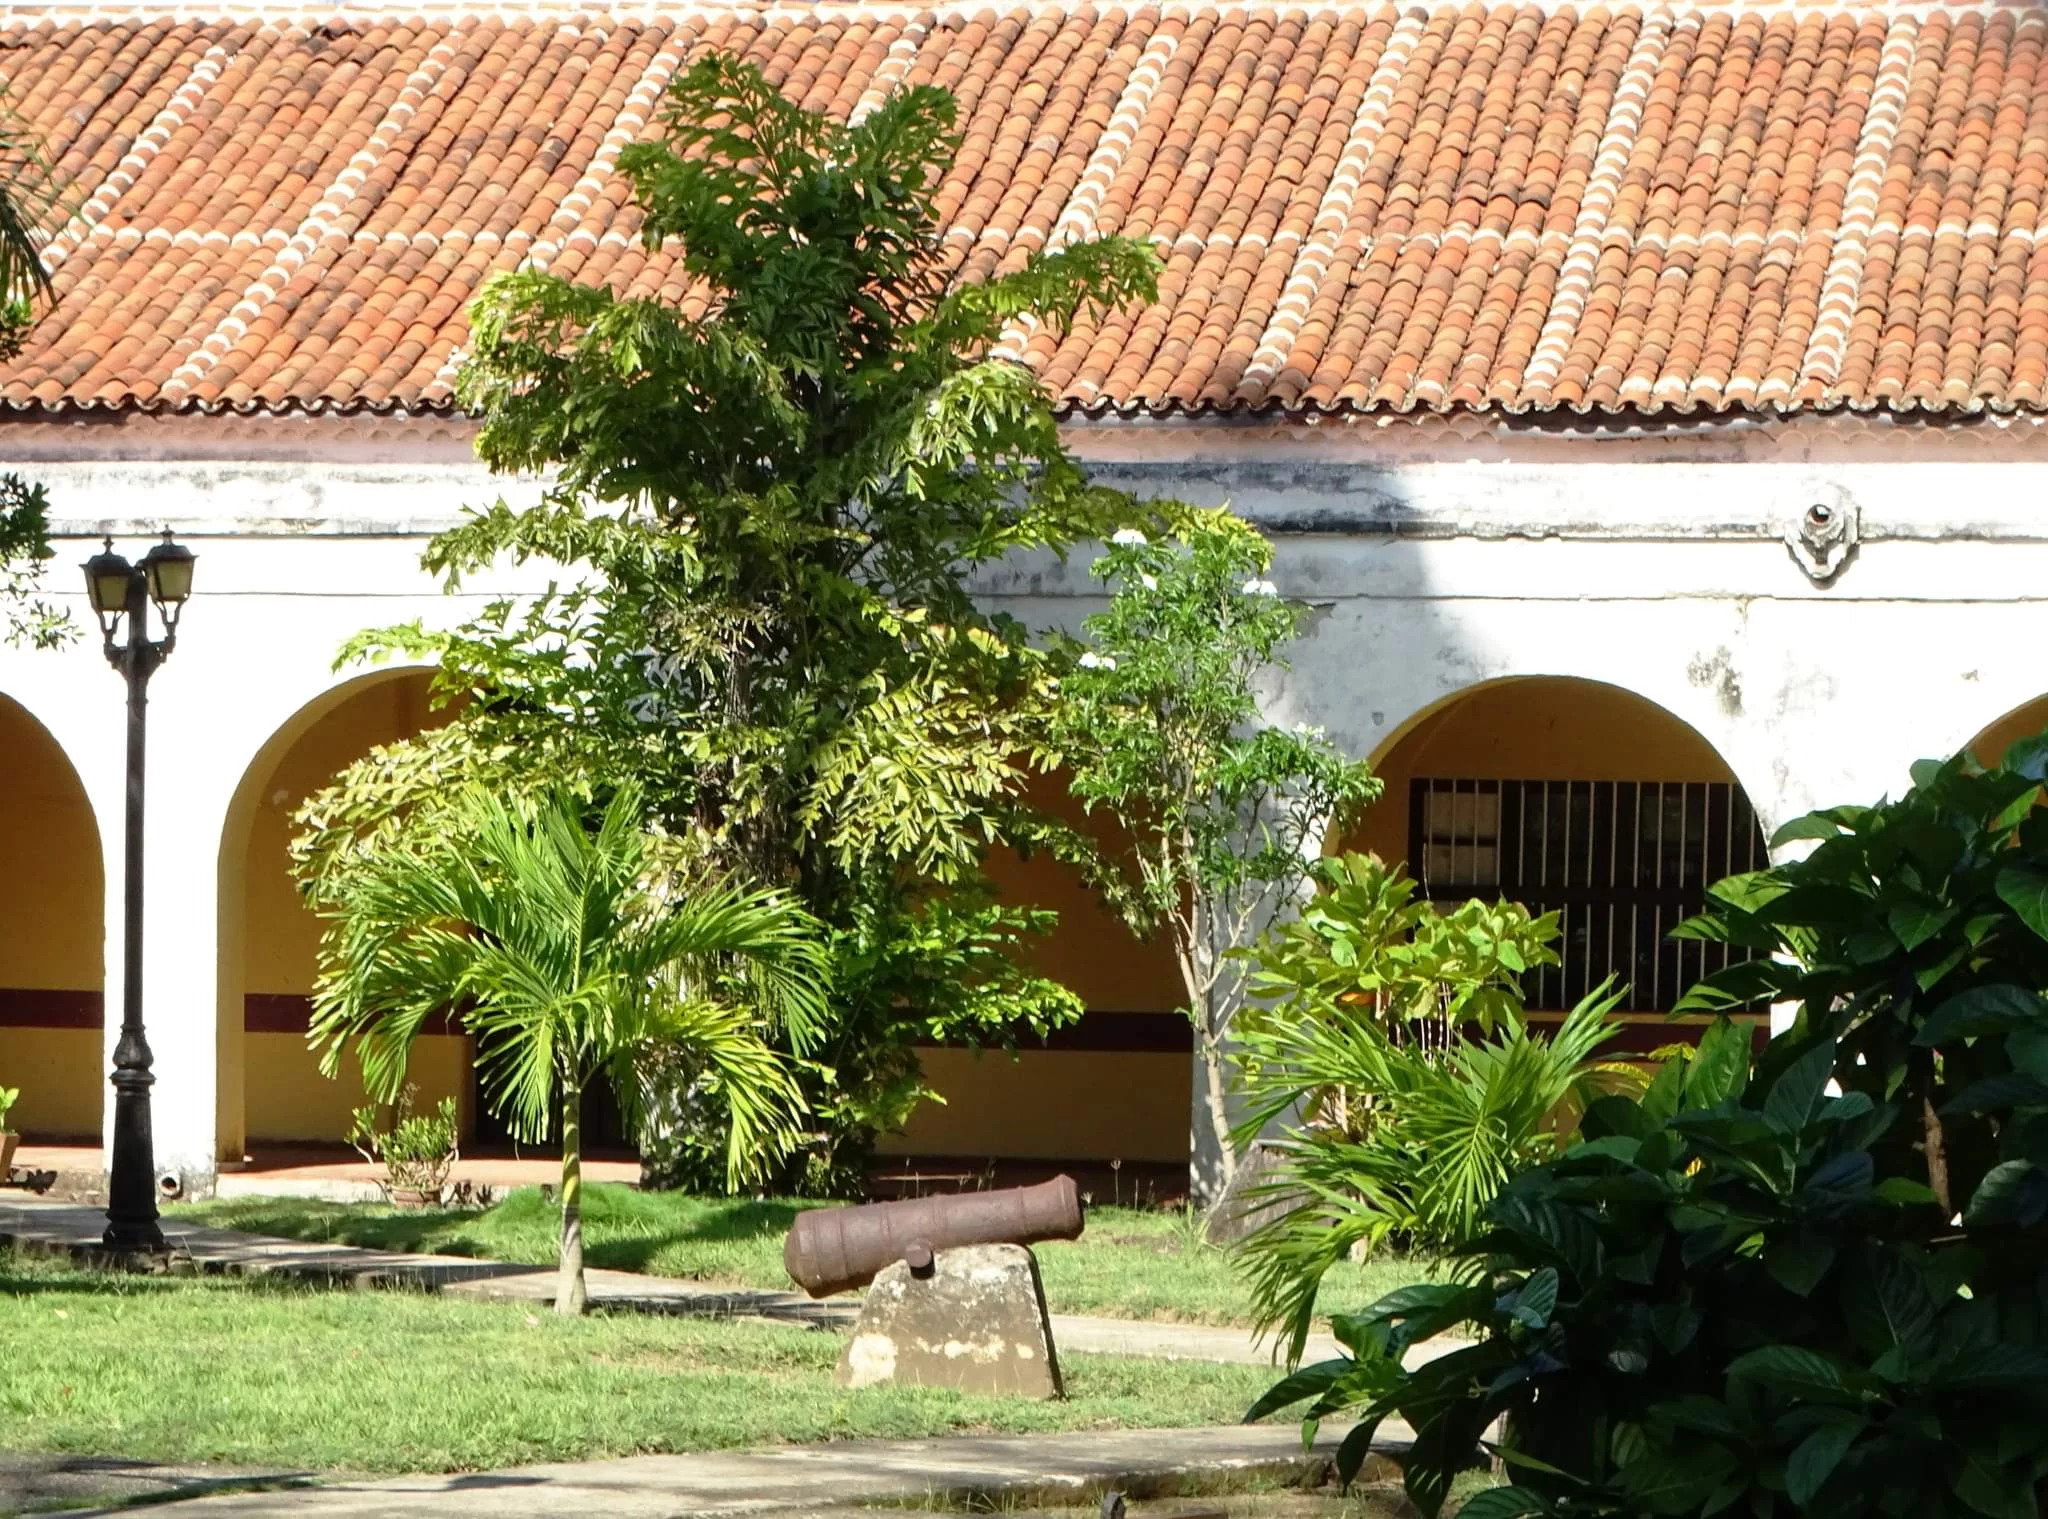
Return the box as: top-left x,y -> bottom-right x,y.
1185,897 -> 1239,1211
556,1078 -> 588,1316
1922,1093 -> 1953,1219
1190,1026 -> 1237,1209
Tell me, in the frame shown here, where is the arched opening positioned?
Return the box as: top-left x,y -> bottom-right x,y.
215,670 -> 464,1160
1343,677 -> 1770,1050
1966,694 -> 2048,770
880,768 -> 1191,1176
0,694 -> 103,1140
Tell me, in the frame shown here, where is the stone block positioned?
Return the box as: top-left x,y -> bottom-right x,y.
837,1242 -> 1063,1399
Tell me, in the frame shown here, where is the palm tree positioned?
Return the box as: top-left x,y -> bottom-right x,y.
309,784 -> 830,1314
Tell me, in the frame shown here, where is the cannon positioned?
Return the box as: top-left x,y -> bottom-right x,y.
784,1175 -> 1085,1298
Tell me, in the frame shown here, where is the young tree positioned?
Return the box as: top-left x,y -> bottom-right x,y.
308,784 -> 829,1313
1051,511 -> 1379,1207
295,56 -> 1165,1190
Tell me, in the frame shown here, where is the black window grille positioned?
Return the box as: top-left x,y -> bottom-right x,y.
1408,778 -> 1769,1014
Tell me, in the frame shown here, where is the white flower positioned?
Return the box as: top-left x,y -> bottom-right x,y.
1078,651 -> 1118,670
1292,721 -> 1326,738
1242,577 -> 1279,596
1139,574 -> 1158,590
1111,528 -> 1149,547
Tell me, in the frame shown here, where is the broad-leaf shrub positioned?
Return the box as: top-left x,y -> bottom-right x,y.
1250,748 -> 2048,1516
1675,736 -> 2048,1222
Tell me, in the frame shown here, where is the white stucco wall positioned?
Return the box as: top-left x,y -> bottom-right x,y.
0,453 -> 550,1184
2,411 -> 2042,1182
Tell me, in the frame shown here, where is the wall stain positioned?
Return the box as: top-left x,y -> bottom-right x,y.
1688,647 -> 1744,716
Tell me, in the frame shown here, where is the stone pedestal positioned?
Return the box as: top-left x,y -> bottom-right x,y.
837,1243 -> 1063,1399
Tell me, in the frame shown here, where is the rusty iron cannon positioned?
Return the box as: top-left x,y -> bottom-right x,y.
783,1175 -> 1085,1299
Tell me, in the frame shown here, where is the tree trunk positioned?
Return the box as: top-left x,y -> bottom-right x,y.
556,1079 -> 588,1316
1188,1029 -> 1237,1210
1186,892 -> 1240,1210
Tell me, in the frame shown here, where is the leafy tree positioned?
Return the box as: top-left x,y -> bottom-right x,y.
308,784 -> 829,1312
0,474 -> 65,649
293,57 -> 1163,1189
1049,511 -> 1378,1205
1248,744 -> 2048,1516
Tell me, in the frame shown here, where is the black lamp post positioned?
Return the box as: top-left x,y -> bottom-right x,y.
81,530 -> 195,1255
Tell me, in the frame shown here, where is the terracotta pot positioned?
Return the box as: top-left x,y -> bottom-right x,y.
388,1186 -> 444,1210
0,1131 -> 17,1176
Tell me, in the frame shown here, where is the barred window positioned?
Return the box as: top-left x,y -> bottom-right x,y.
1409,778 -> 1769,1014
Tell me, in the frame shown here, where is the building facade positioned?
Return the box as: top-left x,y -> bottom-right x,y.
2,0 -> 2045,1188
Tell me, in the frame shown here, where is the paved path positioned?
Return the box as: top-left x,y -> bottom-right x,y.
0,1200 -> 850,1328
0,1452 -> 309,1516
0,1199 -> 1375,1364
51,1425 -> 1390,1518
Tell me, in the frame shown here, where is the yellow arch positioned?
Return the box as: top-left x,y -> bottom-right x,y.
1346,674 -> 1750,863
213,665 -> 449,1159
1964,692 -> 2048,771
0,691 -> 105,1139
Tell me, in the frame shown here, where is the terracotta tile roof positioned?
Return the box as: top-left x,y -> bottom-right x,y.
6,1 -> 2048,420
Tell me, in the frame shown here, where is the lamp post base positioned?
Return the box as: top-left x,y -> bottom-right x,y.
100,1219 -> 168,1254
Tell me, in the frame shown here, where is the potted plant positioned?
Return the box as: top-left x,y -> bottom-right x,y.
0,1085 -> 18,1176
345,1085 -> 460,1208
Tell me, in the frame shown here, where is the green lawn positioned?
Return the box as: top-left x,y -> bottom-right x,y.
0,1250 -> 1282,1475
177,1186 -> 1439,1328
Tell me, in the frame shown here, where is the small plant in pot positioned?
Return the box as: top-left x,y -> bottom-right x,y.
346,1085 -> 459,1208
0,1084 -> 18,1175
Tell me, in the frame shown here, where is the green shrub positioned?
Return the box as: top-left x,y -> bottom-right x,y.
1232,855 -> 1638,1360
0,1084 -> 17,1130
346,1086 -> 461,1201
1248,747 -> 2048,1516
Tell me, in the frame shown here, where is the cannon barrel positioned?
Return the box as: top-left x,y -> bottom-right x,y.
784,1176 -> 1085,1298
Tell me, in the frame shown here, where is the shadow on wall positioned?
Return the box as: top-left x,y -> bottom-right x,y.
891,461 -> 1448,1175
0,692 -> 104,1141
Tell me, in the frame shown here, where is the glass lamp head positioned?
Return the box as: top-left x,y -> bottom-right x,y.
81,537 -> 134,643
139,531 -> 195,626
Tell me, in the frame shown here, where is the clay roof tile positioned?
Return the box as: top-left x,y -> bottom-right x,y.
8,0 -> 2048,420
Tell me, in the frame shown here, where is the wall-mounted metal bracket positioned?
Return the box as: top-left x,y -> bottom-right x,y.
1784,489 -> 1859,583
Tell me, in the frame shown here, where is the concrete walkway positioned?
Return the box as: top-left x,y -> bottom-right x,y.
0,1199 -> 1366,1364
55,1425 -> 1389,1518
0,1452 -> 310,1516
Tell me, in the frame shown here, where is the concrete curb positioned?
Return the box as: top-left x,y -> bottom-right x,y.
51,1425 -> 1406,1517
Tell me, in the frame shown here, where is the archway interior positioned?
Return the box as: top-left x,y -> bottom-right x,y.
224,673 -> 467,1154
1968,694 -> 2048,770
0,695 -> 103,1140
1346,677 -> 1769,1050
881,769 -> 1192,1169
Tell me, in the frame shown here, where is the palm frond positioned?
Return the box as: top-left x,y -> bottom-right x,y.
308,782 -> 829,1181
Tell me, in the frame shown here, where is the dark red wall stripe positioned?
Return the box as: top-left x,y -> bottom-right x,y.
0,988 -> 101,1029
244,994 -> 461,1037
0,989 -> 1766,1057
